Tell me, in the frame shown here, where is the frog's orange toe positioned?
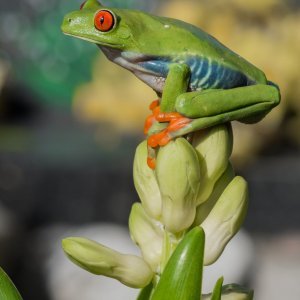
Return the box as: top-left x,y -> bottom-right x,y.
144,100 -> 162,135
147,130 -> 167,148
144,114 -> 156,135
149,99 -> 159,111
157,132 -> 171,146
168,117 -> 191,132
155,111 -> 183,123
147,156 -> 156,169
148,130 -> 172,147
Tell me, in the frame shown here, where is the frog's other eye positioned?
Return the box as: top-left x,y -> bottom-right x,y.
94,10 -> 115,32
80,1 -> 86,10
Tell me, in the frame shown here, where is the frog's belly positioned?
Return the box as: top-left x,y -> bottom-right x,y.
134,71 -> 166,94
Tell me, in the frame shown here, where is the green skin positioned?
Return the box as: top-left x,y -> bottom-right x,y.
61,0 -> 280,139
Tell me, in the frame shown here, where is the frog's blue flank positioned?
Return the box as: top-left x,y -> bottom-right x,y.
138,55 -> 249,91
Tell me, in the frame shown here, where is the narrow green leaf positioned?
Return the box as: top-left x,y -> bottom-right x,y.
137,282 -> 153,300
210,277 -> 223,300
151,227 -> 205,300
0,267 -> 23,300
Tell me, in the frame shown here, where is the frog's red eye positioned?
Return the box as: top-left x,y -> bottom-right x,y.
94,10 -> 115,32
80,1 -> 86,10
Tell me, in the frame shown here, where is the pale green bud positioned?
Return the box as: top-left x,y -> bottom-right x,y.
62,237 -> 153,288
202,284 -> 253,300
133,141 -> 162,219
194,163 -> 235,226
193,124 -> 233,205
129,203 -> 164,272
201,176 -> 248,265
156,138 -> 201,233
221,284 -> 253,300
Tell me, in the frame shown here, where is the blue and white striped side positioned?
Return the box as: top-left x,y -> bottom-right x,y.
184,56 -> 248,90
136,54 -> 250,91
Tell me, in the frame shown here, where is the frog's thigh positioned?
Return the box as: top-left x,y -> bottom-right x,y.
175,84 -> 280,123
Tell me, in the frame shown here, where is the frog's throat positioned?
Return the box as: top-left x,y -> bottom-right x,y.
100,46 -> 167,93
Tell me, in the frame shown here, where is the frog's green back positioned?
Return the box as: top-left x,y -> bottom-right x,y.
127,12 -> 267,84
62,0 -> 267,85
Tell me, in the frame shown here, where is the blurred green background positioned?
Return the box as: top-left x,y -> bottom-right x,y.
0,0 -> 300,299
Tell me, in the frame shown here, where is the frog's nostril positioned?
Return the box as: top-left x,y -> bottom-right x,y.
68,18 -> 72,23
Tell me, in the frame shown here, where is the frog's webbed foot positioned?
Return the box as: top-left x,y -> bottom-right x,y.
147,114 -> 191,147
144,100 -> 191,169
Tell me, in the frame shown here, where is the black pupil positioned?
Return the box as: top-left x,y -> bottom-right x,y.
100,16 -> 104,24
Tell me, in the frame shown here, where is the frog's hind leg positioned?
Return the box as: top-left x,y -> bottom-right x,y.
171,83 -> 281,137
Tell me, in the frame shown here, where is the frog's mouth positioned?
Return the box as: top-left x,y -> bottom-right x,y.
100,46 -> 169,93
63,32 -> 124,49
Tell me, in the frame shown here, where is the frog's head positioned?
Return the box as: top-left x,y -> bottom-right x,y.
61,0 -> 198,54
61,0 -> 201,92
62,0 -> 155,52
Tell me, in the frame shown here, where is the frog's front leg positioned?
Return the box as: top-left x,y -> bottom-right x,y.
144,63 -> 191,135
145,63 -> 191,168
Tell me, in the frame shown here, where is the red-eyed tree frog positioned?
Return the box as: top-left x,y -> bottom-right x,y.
61,0 -> 280,169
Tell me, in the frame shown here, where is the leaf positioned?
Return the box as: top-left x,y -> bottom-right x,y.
0,267 -> 23,300
151,227 -> 205,300
210,277 -> 223,300
137,282 -> 153,300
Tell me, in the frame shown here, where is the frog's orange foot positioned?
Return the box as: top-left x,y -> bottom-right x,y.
167,116 -> 191,132
144,100 -> 192,169
147,116 -> 191,147
146,116 -> 192,169
147,129 -> 171,148
155,108 -> 182,123
144,101 -> 190,134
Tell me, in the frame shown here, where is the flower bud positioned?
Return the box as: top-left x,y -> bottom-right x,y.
62,237 -> 153,288
193,124 -> 233,205
194,163 -> 235,226
156,138 -> 201,233
133,141 -> 162,219
201,176 -> 248,265
202,284 -> 253,300
129,203 -> 164,272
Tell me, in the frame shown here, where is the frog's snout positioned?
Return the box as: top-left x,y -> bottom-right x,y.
61,12 -> 76,34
